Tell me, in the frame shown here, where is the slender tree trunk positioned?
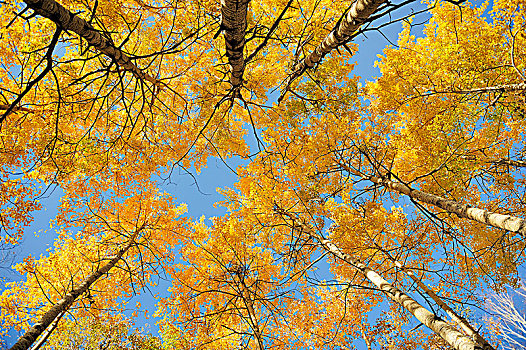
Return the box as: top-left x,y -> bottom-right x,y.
359,323 -> 373,350
380,249 -> 494,350
492,158 -> 526,168
284,0 -> 385,89
9,230 -> 141,350
22,0 -> 159,85
370,174 -> 526,237
221,0 -> 250,90
235,270 -> 265,350
430,82 -> 526,95
338,163 -> 526,238
275,209 -> 483,350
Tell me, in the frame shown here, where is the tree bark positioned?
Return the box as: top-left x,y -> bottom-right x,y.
338,163 -> 526,238
429,82 -> 526,95
369,174 -> 526,238
9,230 -> 141,350
492,158 -> 526,168
285,0 -> 385,88
359,323 -> 373,350
28,311 -> 65,350
381,250 -> 494,350
275,209 -> 483,350
236,272 -> 265,350
22,0 -> 159,85
221,0 -> 250,90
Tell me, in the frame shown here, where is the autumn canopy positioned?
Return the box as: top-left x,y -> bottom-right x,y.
0,0 -> 525,348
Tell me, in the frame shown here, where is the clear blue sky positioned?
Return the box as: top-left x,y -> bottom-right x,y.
4,1 -> 509,348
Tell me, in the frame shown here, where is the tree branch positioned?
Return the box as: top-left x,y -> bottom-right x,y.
0,26 -> 61,125
279,0 -> 385,102
23,0 -> 159,85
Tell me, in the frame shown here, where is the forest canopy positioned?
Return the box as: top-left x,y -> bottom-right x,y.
0,0 -> 525,348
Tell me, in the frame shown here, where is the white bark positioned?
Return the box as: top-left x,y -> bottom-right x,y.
369,174 -> 526,238
23,0 -> 159,84
9,230 -> 141,350
338,162 -> 526,238
428,82 -> 526,95
388,256 -> 494,350
276,209 -> 483,350
492,158 -> 526,168
286,0 -> 385,87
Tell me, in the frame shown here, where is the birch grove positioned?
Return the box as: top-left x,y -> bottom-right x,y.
0,0 -> 524,348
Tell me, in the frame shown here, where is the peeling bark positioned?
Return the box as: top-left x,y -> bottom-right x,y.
285,0 -> 385,89
276,209 -> 483,350
23,0 -> 159,85
221,0 -> 250,89
9,230 -> 141,350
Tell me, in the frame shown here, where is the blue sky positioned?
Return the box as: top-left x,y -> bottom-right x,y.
3,0 -> 513,348
0,0 -> 429,344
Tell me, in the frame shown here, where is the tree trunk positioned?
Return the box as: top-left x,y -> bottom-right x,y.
285,0 -> 385,87
492,158 -> 526,168
359,323 -> 373,350
275,209 -> 484,350
28,311 -> 65,350
434,82 -> 526,95
236,273 -> 265,350
9,230 -> 141,350
23,0 -> 159,85
380,249 -> 494,350
338,162 -> 526,238
369,174 -> 526,238
221,0 -> 250,90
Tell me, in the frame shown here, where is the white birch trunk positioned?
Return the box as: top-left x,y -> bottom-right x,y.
387,255 -> 494,350
276,209 -> 484,350
338,163 -> 526,238
23,0 -> 159,85
9,230 -> 141,350
286,0 -> 385,86
492,158 -> 526,168
432,82 -> 526,95
368,174 -> 526,238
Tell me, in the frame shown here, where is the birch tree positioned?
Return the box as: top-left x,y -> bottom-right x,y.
1,0 -> 524,348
